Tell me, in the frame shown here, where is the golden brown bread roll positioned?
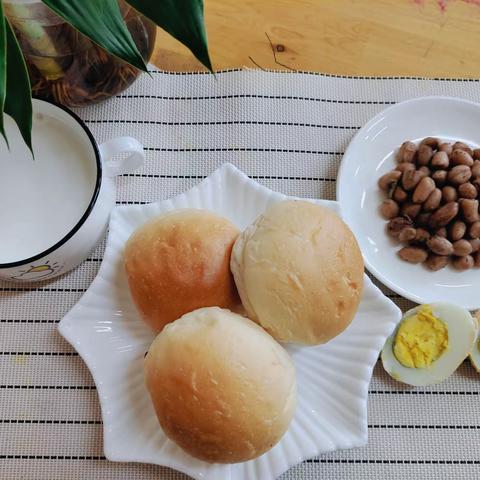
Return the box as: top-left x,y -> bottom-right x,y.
231,200 -> 364,345
124,209 -> 240,332
144,307 -> 296,463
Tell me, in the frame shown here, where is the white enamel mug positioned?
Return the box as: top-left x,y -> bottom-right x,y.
0,98 -> 145,282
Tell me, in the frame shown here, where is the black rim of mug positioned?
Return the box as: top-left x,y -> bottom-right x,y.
0,97 -> 103,269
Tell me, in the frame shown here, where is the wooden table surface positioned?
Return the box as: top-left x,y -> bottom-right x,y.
152,0 -> 480,77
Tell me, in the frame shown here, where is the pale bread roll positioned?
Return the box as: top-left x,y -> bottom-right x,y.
231,200 -> 364,345
144,307 -> 296,463
124,209 -> 239,332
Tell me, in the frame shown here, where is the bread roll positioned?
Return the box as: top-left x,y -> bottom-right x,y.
231,200 -> 364,345
125,209 -> 239,332
144,307 -> 296,463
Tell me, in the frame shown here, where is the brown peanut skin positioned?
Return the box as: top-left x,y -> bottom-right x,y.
398,227 -> 417,243
393,186 -> 408,203
472,160 -> 480,177
425,254 -> 449,271
438,143 -> 453,155
402,168 -> 423,191
452,239 -> 473,256
397,141 -> 417,163
460,199 -> 480,223
378,170 -> 402,190
396,163 -> 415,173
450,149 -> 474,167
398,246 -> 428,263
453,142 -> 473,156
423,188 -> 442,211
452,255 -> 474,270
469,221 -> 480,238
429,202 -> 459,229
432,170 -> 448,187
458,182 -> 477,199
431,151 -> 449,169
448,165 -> 472,185
441,186 -> 457,203
380,199 -> 400,219
470,238 -> 480,253
427,235 -> 453,255
436,227 -> 448,238
388,217 -> 413,237
417,144 -> 434,166
474,251 -> 480,267
418,166 -> 431,177
416,213 -> 431,228
413,177 -> 435,204
449,221 -> 467,242
401,202 -> 422,219
421,137 -> 439,148
473,149 -> 480,161
415,228 -> 431,243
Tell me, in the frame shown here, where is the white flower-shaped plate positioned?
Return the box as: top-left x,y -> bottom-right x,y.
59,163 -> 401,480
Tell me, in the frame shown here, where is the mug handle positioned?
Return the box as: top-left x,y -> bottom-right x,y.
99,137 -> 145,177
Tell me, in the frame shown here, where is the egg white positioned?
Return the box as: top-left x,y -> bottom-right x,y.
381,302 -> 477,386
469,312 -> 480,373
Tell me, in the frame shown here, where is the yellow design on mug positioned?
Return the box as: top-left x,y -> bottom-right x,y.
12,261 -> 61,280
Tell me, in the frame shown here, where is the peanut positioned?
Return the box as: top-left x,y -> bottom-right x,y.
378,170 -> 402,191
387,217 -> 413,238
396,163 -> 415,173
436,227 -> 448,238
431,151 -> 449,169
393,186 -> 408,203
429,202 -> 459,229
423,188 -> 442,212
472,160 -> 480,177
432,170 -> 448,187
397,141 -> 417,163
449,221 -> 467,242
421,137 -> 439,148
460,198 -> 479,223
451,149 -> 474,167
452,239 -> 473,256
399,227 -> 417,243
415,228 -> 431,243
474,251 -> 480,266
380,199 -> 399,219
474,148 -> 480,161
469,221 -> 480,238
458,182 -> 477,199
418,166 -> 431,177
401,202 -> 422,219
470,238 -> 480,253
413,177 -> 435,204
442,186 -> 457,203
427,235 -> 454,255
417,144 -> 434,166
402,168 -> 423,191
438,143 -> 453,155
453,141 -> 473,156
425,254 -> 449,271
416,213 -> 431,228
452,255 -> 474,270
398,246 -> 428,263
448,165 -> 472,185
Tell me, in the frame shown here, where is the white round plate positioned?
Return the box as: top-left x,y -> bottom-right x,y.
338,96 -> 480,310
59,164 -> 401,480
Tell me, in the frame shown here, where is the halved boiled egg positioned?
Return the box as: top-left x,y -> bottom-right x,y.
469,311 -> 480,373
381,302 -> 476,386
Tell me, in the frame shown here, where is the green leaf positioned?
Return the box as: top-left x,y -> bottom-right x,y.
41,0 -> 147,72
127,0 -> 212,72
4,19 -> 33,154
0,5 -> 7,146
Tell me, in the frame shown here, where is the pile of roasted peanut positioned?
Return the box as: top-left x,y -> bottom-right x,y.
379,137 -> 480,271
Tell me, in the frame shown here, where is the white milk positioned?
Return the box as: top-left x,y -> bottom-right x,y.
0,112 -> 97,263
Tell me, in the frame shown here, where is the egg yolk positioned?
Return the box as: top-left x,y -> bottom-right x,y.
393,305 -> 449,369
